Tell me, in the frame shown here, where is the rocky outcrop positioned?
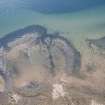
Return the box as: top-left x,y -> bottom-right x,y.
0,25 -> 81,75
86,37 -> 105,49
34,33 -> 81,74
0,25 -> 47,48
14,81 -> 51,97
0,25 -> 81,104
0,47 -> 13,92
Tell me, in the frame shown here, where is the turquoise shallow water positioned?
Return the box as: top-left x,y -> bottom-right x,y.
0,5 -> 105,51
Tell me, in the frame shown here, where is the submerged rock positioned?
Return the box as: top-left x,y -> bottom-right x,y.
0,25 -> 81,75
0,25 -> 81,99
14,81 -> 51,97
0,25 -> 47,48
0,47 -> 13,93
52,83 -> 66,100
86,37 -> 105,49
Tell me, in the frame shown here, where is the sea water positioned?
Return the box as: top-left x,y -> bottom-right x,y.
0,2 -> 105,51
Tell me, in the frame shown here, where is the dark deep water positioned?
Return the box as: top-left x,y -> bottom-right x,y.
0,0 -> 105,14
22,0 -> 105,13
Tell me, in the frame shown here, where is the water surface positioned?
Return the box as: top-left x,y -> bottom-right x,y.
0,1 -> 105,50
